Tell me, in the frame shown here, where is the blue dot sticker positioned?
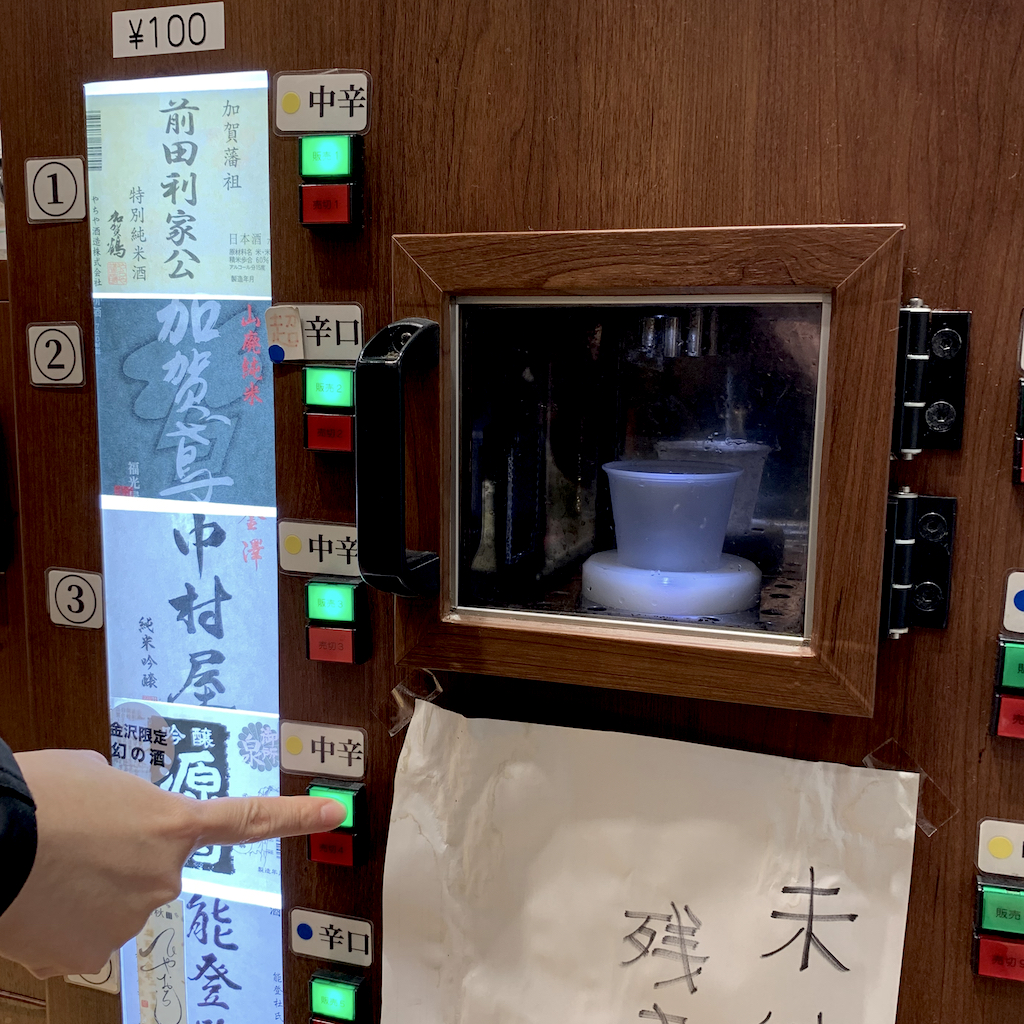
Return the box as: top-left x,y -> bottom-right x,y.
269,344 -> 285,363
296,922 -> 313,941
1014,590 -> 1024,613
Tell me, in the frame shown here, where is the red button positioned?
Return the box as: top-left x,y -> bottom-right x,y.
977,934 -> 1024,980
305,413 -> 353,452
997,695 -> 1024,739
309,831 -> 354,866
307,625 -> 355,663
301,183 -> 352,224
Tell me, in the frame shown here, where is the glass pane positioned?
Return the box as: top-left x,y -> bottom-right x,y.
457,297 -> 828,638
84,72 -> 280,1024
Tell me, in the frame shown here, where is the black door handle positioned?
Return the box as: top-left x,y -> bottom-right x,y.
354,318 -> 439,598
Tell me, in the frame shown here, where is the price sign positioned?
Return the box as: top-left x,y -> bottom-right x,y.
112,2 -> 225,58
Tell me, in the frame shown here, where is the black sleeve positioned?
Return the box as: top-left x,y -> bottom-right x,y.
0,737 -> 37,917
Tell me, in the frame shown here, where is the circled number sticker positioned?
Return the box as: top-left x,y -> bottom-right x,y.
46,568 -> 103,629
24,157 -> 87,222
28,323 -> 85,386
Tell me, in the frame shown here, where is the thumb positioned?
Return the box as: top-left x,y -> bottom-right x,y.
190,795 -> 346,847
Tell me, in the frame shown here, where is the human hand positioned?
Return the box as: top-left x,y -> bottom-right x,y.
0,748 -> 345,978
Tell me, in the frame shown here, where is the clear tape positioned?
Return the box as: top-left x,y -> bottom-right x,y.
863,738 -> 958,837
373,669 -> 443,736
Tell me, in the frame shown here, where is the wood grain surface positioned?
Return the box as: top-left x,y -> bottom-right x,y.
391,225 -> 905,715
0,1 -> 1023,1023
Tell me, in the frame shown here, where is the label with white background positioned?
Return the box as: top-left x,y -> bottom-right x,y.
274,72 -> 371,135
280,721 -> 366,779
267,304 -> 363,362
279,520 -> 359,576
66,954 -> 121,994
979,818 -> 1024,878
112,3 -> 225,58
290,908 -> 373,966
28,322 -> 85,386
47,568 -> 103,629
25,158 -> 86,222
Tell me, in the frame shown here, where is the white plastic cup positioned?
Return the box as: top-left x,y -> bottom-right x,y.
655,438 -> 770,535
603,459 -> 742,571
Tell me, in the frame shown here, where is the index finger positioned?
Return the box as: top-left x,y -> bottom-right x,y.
190,795 -> 346,847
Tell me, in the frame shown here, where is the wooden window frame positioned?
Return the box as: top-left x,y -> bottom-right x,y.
390,225 -> 905,716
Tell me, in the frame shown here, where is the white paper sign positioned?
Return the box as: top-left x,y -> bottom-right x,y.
383,704 -> 919,1024
112,3 -> 225,58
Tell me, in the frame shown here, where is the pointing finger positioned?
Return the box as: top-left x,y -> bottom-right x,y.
190,795 -> 346,847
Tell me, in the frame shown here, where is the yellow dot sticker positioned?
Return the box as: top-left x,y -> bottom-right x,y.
989,836 -> 1015,860
285,735 -> 304,756
284,533 -> 302,555
281,91 -> 301,114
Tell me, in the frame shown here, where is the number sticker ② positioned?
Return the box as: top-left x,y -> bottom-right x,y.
27,322 -> 85,387
24,157 -> 87,222
46,568 -> 103,629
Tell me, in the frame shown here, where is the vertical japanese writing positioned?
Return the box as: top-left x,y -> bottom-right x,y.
160,97 -> 200,281
240,304 -> 263,407
130,185 -> 147,281
156,299 -> 237,502
139,615 -> 157,689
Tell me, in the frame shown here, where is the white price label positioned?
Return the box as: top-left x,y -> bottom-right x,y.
274,71 -> 371,135
46,568 -> 103,629
27,322 -> 85,386
24,158 -> 86,222
112,2 -> 225,58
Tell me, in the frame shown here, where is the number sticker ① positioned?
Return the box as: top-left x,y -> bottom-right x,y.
24,157 -> 87,222
27,322 -> 85,387
46,568 -> 103,629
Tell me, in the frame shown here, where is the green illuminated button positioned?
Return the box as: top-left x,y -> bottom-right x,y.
305,366 -> 354,408
310,976 -> 357,1021
309,785 -> 354,829
307,581 -> 356,623
1002,641 -> 1024,690
302,135 -> 352,177
981,885 -> 1024,935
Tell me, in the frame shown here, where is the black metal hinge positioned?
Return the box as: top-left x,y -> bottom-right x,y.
881,488 -> 957,638
892,300 -> 970,460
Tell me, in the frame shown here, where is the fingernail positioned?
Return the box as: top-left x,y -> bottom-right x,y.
320,800 -> 346,826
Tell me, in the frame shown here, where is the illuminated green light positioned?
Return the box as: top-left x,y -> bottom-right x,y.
301,135 -> 352,177
307,582 -> 355,623
310,977 -> 356,1021
309,785 -> 355,829
305,366 -> 354,408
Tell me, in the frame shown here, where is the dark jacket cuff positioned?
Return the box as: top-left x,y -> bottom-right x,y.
0,738 -> 37,918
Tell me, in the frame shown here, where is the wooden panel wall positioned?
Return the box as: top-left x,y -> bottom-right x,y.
1,2 -> 1023,1023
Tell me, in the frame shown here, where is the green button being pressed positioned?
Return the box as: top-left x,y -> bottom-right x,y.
1002,642 -> 1024,690
309,785 -> 354,829
301,135 -> 353,177
310,977 -> 356,1021
981,885 -> 1024,935
307,581 -> 355,623
305,366 -> 354,408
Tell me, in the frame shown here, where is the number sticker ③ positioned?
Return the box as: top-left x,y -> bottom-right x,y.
46,568 -> 103,629
27,322 -> 85,387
